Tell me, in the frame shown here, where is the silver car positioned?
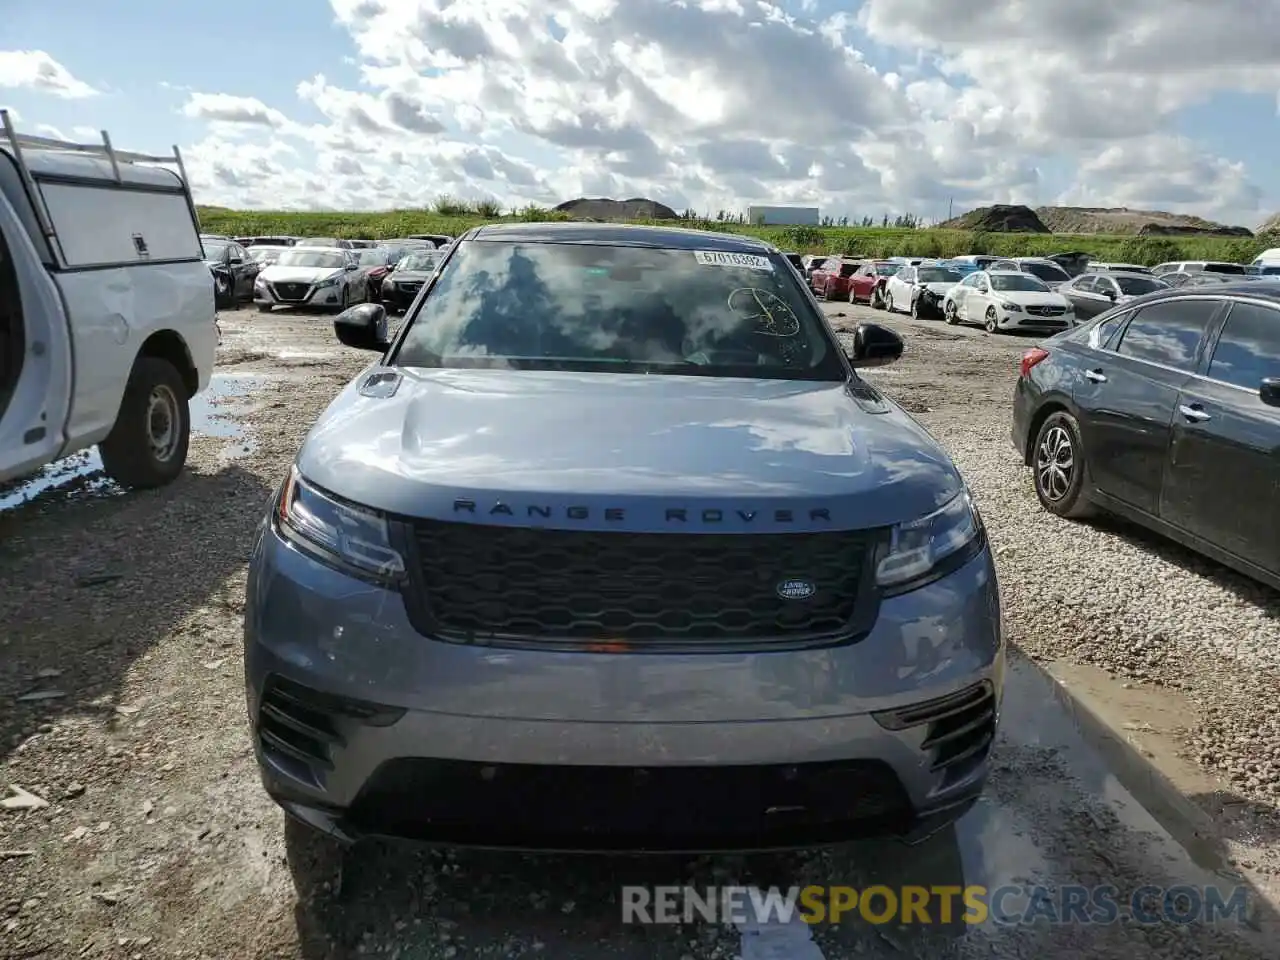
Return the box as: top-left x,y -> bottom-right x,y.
244,223 -> 1005,853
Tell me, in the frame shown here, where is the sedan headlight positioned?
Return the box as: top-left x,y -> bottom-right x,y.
275,466 -> 405,582
999,301 -> 1022,312
314,274 -> 341,289
876,490 -> 983,593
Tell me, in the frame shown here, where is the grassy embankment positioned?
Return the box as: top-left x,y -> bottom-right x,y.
197,203 -> 1277,266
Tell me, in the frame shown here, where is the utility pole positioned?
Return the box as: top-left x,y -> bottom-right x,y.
948,197 -> 954,220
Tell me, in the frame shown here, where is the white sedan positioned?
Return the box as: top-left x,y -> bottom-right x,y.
253,249 -> 368,313
880,263 -> 966,319
942,270 -> 1075,334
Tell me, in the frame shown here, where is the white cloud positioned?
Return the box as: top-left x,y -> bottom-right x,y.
182,92 -> 289,128
0,50 -> 100,98
168,0 -> 1270,226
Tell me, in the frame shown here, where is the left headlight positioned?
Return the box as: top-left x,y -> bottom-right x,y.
275,466 -> 405,582
875,489 -> 984,594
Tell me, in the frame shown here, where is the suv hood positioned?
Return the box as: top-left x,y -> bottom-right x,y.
259,264 -> 344,284
297,370 -> 964,531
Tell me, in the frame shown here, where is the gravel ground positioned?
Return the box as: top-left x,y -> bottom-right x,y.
0,303 -> 1277,959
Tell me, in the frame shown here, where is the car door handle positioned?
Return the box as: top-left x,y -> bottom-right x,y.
1178,404 -> 1211,423
1085,369 -> 1107,383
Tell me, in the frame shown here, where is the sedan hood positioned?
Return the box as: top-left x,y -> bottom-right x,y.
387,270 -> 432,283
996,290 -> 1070,308
921,281 -> 958,296
297,370 -> 965,532
258,265 -> 344,284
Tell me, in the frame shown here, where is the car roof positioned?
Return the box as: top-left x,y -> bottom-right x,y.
986,270 -> 1033,277
1106,278 -> 1280,308
469,221 -> 772,253
1090,270 -> 1157,280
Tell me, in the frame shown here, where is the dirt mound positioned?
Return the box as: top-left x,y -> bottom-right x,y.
1258,213 -> 1280,236
1035,206 -> 1251,237
553,197 -> 679,221
938,204 -> 1049,233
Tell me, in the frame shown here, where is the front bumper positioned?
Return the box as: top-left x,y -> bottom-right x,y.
254,281 -> 345,309
995,308 -> 1073,331
915,292 -> 945,316
244,523 -> 1005,852
382,283 -> 423,312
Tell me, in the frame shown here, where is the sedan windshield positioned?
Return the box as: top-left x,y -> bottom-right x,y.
394,241 -> 845,380
276,250 -> 347,270
202,241 -> 229,261
918,268 -> 963,283
874,263 -> 899,275
991,274 -> 1050,292
1114,276 -> 1167,295
248,246 -> 287,263
357,249 -> 390,266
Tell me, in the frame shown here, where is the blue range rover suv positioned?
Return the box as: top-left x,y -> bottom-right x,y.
243,223 -> 1004,852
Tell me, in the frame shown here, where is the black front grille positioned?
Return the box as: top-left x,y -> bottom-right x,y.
396,281 -> 423,293
406,521 -> 876,649
272,281 -> 310,301
346,757 -> 912,850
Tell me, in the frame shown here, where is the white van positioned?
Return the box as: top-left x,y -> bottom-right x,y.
0,110 -> 217,489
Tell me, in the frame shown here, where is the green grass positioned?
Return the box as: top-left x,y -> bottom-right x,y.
197,202 -> 1278,267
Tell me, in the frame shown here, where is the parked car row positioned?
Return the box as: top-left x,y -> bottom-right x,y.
198,233 -> 452,311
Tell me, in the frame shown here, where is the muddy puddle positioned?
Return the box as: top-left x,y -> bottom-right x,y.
0,373 -> 268,511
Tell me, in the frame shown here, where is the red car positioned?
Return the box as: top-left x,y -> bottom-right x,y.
848,260 -> 902,305
809,257 -> 863,300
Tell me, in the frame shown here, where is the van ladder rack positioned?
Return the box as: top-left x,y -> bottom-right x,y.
0,108 -> 200,249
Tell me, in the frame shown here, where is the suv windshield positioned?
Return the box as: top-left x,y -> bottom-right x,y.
277,250 -> 348,270
991,274 -> 1049,292
394,241 -> 845,380
1114,276 -> 1166,295
1021,262 -> 1069,282
918,268 -> 962,283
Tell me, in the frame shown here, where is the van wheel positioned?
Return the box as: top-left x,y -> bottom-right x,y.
99,357 -> 190,490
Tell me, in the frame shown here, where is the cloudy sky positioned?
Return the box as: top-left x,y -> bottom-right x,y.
2,0 -> 1277,228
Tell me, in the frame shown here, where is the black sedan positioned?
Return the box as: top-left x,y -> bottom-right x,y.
202,238 -> 259,306
380,250 -> 441,312
1057,271 -> 1170,321
1012,281 -> 1280,590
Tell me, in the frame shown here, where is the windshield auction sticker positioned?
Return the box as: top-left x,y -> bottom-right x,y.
694,250 -> 773,271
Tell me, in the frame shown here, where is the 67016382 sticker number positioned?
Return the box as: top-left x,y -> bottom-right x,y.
693,250 -> 774,271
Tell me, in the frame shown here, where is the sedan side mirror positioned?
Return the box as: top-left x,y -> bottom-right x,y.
1260,377 -> 1280,407
1104,289 -> 1117,300
846,322 -> 903,368
334,303 -> 389,352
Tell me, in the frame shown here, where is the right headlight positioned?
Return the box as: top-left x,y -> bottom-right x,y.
875,489 -> 984,594
274,466 -> 405,583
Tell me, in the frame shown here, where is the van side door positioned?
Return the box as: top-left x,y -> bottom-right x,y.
0,190 -> 73,484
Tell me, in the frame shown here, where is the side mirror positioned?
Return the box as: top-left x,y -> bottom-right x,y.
334,303 -> 389,352
229,256 -> 243,265
1104,289 -> 1117,300
846,322 -> 903,368
346,262 -> 359,271
1261,378 -> 1280,407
